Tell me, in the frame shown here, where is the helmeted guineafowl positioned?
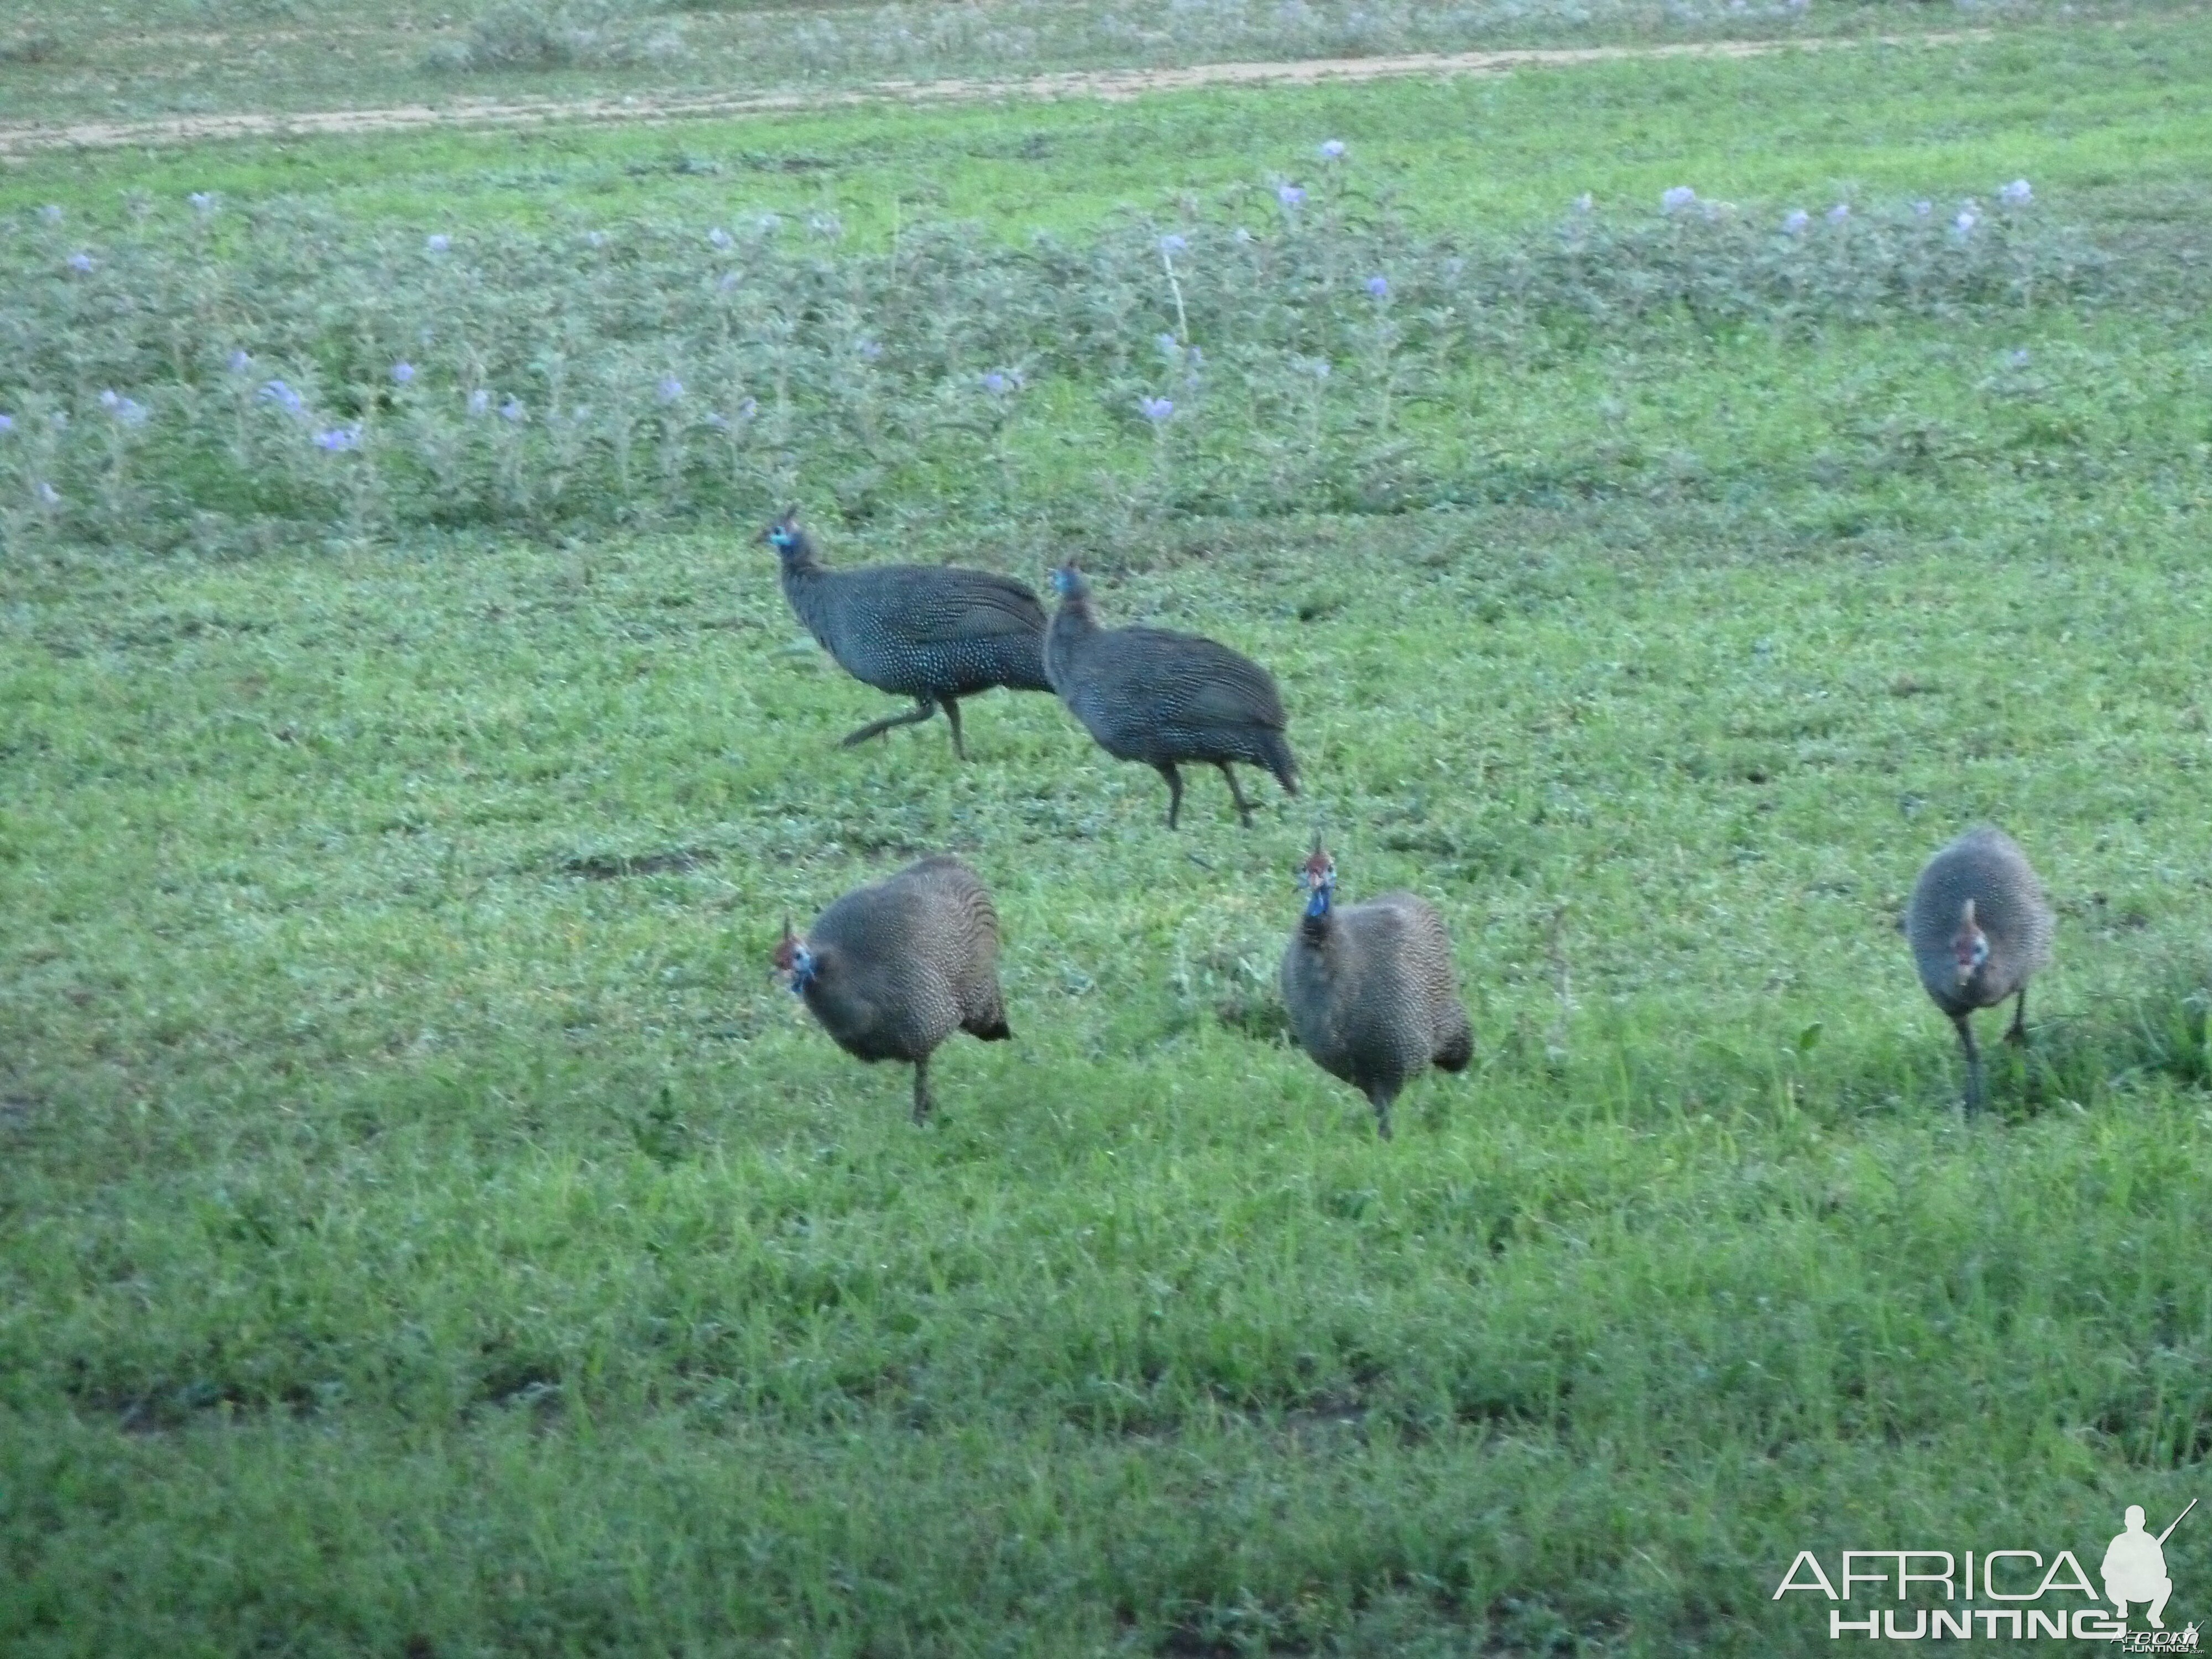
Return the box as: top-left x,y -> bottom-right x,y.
1906,826 -> 2055,1113
1280,838 -> 1473,1139
1042,563 -> 1298,828
773,855 -> 1012,1123
766,510 -> 1052,760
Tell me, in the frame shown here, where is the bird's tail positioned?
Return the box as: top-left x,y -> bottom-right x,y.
1259,729 -> 1301,796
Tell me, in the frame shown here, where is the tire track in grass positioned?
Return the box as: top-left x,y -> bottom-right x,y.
0,30 -> 1990,158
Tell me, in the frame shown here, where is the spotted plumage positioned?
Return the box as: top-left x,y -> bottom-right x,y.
1905,826 -> 2056,1113
767,510 -> 1051,760
1279,841 -> 1473,1139
773,855 -> 1012,1123
1042,564 -> 1299,828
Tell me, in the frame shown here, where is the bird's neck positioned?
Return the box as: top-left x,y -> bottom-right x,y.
1300,905 -> 1334,950
780,559 -> 841,640
1051,594 -> 1097,639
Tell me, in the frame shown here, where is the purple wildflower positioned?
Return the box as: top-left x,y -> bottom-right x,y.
705,411 -> 729,431
39,205 -> 61,223
587,231 -> 607,247
1159,232 -> 1187,255
0,414 -> 12,434
1276,184 -> 1306,211
259,380 -> 306,416
66,252 -> 95,273
228,349 -> 252,374
2008,348 -> 2031,368
1827,203 -> 1850,225
1139,396 -> 1174,425
1319,139 -> 1346,160
1365,274 -> 1390,299
36,480 -> 60,506
1954,206 -> 1979,238
1999,179 -> 2032,207
708,227 -> 732,249
100,390 -> 148,426
425,233 -> 450,253
313,424 -> 362,452
656,375 -> 684,405
1661,186 -> 1697,212
738,397 -> 758,421
1782,209 -> 1809,234
855,338 -> 883,361
1233,227 -> 1252,243
981,371 -> 1013,397
1572,192 -> 1593,213
467,388 -> 491,417
391,362 -> 415,384
718,271 -> 739,293
500,397 -> 525,422
1156,333 -> 1183,362
757,213 -> 782,234
1913,200 -> 1933,218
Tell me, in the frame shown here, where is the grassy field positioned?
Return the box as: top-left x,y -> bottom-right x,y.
0,0 -> 2132,130
8,9 -> 2212,1655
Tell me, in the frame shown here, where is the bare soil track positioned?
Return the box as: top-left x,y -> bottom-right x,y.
0,30 -> 1985,158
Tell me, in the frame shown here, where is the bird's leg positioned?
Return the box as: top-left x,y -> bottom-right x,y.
1369,1084 -> 1399,1141
1953,1013 -> 1984,1114
1155,762 -> 1185,830
911,1055 -> 933,1124
940,696 -> 968,761
839,697 -> 937,748
2005,986 -> 2030,1046
1216,762 -> 1256,828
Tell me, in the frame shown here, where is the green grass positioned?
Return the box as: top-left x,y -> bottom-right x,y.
9,12 -> 2212,1656
0,0 -> 2128,131
11,19 -> 2212,248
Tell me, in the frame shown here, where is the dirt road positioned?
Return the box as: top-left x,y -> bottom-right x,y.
0,30 -> 1984,159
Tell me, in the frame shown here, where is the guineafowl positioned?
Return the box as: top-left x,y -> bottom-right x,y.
1280,838 -> 1473,1139
766,510 -> 1052,760
1906,826 -> 2055,1113
1042,563 -> 1298,828
773,855 -> 1012,1122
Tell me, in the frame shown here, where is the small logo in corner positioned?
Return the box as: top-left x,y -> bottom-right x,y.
1773,1498 -> 2198,1642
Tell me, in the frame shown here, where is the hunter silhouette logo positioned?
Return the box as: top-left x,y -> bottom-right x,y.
1773,1498 -> 2198,1644
2106,1501 -> 2191,1629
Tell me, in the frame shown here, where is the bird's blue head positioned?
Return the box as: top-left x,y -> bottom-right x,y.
763,510 -> 804,562
1050,563 -> 1088,601
771,919 -> 817,993
1300,840 -> 1337,919
1952,899 -> 1990,988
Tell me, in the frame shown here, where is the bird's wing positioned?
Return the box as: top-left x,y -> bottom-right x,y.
870,567 -> 1047,643
1120,628 -> 1286,727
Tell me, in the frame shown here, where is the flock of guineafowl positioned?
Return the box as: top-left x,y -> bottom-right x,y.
764,509 -> 2054,1134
